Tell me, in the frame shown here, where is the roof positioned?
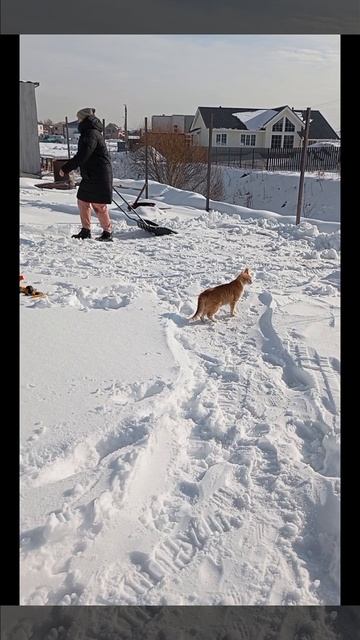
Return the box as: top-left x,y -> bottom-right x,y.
197,106 -> 292,130
196,106 -> 339,139
20,80 -> 40,87
198,107 -> 250,130
232,109 -> 279,130
293,110 -> 339,140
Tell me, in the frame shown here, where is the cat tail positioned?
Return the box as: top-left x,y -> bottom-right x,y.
189,297 -> 203,320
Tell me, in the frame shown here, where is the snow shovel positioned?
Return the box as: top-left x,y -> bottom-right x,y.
112,187 -> 177,236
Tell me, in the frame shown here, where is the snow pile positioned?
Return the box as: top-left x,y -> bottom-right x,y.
219,168 -> 340,221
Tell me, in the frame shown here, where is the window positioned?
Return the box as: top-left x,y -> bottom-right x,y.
240,134 -> 256,146
283,135 -> 294,149
216,133 -> 227,145
271,135 -> 282,149
285,118 -> 295,132
272,119 -> 283,132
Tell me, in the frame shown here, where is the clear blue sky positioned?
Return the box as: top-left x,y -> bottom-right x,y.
20,35 -> 340,131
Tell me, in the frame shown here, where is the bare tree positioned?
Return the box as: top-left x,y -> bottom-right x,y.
131,132 -> 224,200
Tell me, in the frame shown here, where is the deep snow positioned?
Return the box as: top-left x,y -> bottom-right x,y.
20,175 -> 340,606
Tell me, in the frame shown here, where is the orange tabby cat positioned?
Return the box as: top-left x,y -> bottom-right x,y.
190,268 -> 253,322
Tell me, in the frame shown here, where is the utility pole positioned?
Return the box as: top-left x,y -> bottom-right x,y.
145,116 -> 149,199
206,113 -> 214,212
296,107 -> 311,225
65,116 -> 71,159
124,104 -> 128,152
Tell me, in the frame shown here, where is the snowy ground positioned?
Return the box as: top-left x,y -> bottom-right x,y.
3,605 -> 348,640
20,176 -> 340,606
40,141 -> 119,159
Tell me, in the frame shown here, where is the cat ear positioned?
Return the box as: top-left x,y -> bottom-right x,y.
244,267 -> 249,273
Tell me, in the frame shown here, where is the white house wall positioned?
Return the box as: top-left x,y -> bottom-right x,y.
212,129 -> 267,148
190,110 -> 207,144
263,107 -> 303,148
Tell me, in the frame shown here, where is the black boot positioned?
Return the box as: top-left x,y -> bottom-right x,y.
96,230 -> 113,242
72,227 -> 91,239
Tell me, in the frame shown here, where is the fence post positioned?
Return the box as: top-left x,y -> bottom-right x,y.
296,107 -> 311,225
65,116 -> 71,159
102,119 -> 106,139
144,117 -> 149,199
206,113 -> 214,212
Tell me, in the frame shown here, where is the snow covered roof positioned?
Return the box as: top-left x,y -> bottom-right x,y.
195,106 -> 339,140
233,109 -> 279,130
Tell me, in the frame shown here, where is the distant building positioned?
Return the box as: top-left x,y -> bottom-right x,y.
20,81 -> 41,176
105,123 -> 121,139
151,114 -> 194,134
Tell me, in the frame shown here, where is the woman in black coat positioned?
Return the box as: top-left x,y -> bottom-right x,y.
60,108 -> 113,242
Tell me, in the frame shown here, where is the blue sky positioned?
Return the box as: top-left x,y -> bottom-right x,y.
20,35 -> 340,130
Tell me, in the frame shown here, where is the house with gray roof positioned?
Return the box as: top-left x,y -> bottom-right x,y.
190,106 -> 339,149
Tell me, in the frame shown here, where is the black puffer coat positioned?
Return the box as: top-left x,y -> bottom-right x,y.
61,116 -> 113,203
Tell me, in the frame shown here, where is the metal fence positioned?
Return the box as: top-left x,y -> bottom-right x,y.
210,146 -> 340,172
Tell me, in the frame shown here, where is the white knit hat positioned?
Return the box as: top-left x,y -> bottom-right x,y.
76,107 -> 95,121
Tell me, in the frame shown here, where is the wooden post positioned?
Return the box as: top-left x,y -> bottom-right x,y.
296,107 -> 311,225
145,117 -> 149,199
65,116 -> 71,159
206,113 -> 213,212
102,118 -> 106,139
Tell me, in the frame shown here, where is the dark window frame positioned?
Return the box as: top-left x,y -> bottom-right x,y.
272,118 -> 283,132
283,134 -> 294,149
271,134 -> 282,148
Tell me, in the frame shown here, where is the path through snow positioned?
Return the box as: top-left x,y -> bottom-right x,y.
20,178 -> 340,605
